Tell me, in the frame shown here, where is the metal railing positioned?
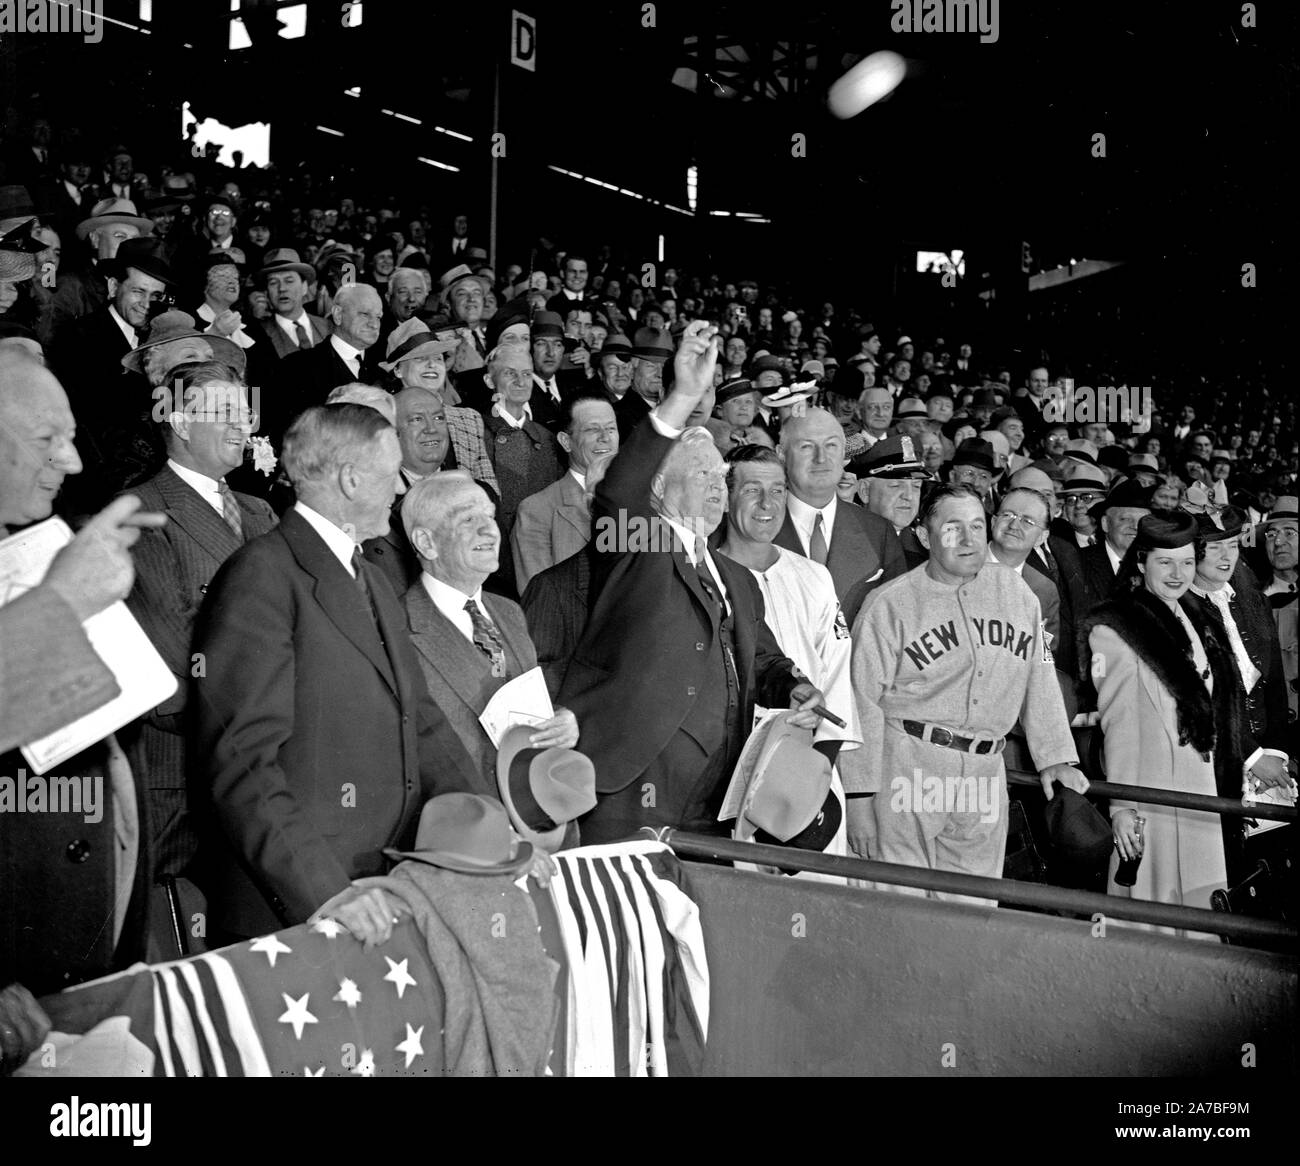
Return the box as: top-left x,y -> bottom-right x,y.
1005,768 -> 1297,823
661,831 -> 1298,950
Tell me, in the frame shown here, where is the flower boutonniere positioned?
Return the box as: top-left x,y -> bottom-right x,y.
249,435 -> 278,477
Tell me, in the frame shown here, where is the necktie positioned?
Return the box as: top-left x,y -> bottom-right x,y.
693,537 -> 726,616
217,480 -> 242,540
809,512 -> 829,566
473,330 -> 486,358
464,598 -> 507,678
1039,542 -> 1058,582
295,319 -> 313,349
351,547 -> 380,626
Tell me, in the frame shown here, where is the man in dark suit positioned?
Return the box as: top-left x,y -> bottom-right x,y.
774,407 -> 906,628
400,472 -> 580,798
254,248 -> 331,363
560,321 -> 824,844
1074,480 -> 1153,620
521,543 -> 595,701
277,283 -> 383,426
191,403 -> 475,944
526,311 -> 566,430
1,352 -> 165,1049
123,375 -> 277,880
614,327 -> 672,443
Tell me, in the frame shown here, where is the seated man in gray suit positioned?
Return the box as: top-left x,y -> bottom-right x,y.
510,390 -> 619,592
401,471 -> 580,796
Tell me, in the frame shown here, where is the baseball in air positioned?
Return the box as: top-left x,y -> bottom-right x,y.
827,51 -> 906,119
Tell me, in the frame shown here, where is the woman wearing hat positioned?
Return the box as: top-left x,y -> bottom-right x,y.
1083,512 -> 1250,930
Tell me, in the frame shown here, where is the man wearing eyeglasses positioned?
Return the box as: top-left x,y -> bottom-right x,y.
990,488 -> 1065,684
123,375 -> 277,881
1260,497 -> 1298,723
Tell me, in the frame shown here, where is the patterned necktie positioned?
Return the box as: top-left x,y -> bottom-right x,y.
809,512 -> 829,566
1039,541 -> 1058,582
464,598 -> 507,677
295,319 -> 313,349
217,479 -> 242,540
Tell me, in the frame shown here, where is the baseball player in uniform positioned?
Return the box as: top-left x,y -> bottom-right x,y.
848,483 -> 1087,897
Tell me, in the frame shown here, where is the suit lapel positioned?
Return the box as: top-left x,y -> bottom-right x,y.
827,506 -> 877,594
556,474 -> 589,540
154,465 -> 241,558
673,547 -> 721,628
281,510 -> 397,695
773,511 -> 803,557
405,582 -> 493,710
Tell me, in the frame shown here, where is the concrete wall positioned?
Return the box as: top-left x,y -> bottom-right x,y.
690,865 -> 1297,1076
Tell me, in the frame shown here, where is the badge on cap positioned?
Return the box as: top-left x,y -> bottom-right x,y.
901,435 -> 915,462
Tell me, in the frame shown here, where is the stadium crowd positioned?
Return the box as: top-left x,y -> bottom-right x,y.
0,128 -> 1295,1073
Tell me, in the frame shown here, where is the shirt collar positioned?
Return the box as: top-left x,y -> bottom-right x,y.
570,469 -> 586,490
274,309 -> 307,335
167,458 -> 224,502
1105,539 -> 1124,575
294,501 -> 359,577
492,401 -> 532,428
786,492 -> 837,541
331,333 -> 363,365
987,545 -> 1025,574
421,571 -> 484,626
108,303 -> 138,347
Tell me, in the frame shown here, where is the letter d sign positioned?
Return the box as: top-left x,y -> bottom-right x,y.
511,11 -> 536,72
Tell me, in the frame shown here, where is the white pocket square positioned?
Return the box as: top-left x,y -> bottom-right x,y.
864,568 -> 884,583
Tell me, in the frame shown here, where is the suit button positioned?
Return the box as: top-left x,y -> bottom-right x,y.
66,839 -> 91,864
687,686 -> 697,696
695,642 -> 705,651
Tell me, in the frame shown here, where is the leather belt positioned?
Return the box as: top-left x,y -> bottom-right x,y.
902,719 -> 1005,755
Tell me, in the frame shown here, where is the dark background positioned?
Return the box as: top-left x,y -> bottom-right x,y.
3,0 -> 1295,380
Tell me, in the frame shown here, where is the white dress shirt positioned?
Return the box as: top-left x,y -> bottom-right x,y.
786,492 -> 838,555
1105,539 -> 1124,576
569,469 -> 586,491
274,310 -> 311,347
294,501 -> 358,577
987,546 -> 1026,574
534,374 -> 560,403
168,459 -> 224,518
108,303 -> 137,349
420,572 -> 488,644
330,334 -> 364,378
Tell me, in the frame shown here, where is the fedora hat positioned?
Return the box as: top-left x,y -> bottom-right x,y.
1058,462 -> 1107,494
1127,452 -> 1159,474
438,262 -> 488,302
258,247 -> 315,282
0,248 -> 37,283
496,724 -> 597,851
598,332 -> 634,360
895,396 -> 929,420
731,716 -> 840,853
1043,788 -> 1112,881
861,434 -> 927,479
1263,495 -> 1298,525
108,236 -> 176,287
121,310 -> 245,377
1088,479 -> 1154,520
379,317 -> 460,372
0,185 -> 39,235
631,326 -> 673,362
952,437 -> 997,475
75,197 -> 154,241
1062,438 -> 1100,468
384,793 -> 534,876
531,310 -> 565,340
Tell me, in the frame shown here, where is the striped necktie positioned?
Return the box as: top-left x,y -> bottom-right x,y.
217,480 -> 242,540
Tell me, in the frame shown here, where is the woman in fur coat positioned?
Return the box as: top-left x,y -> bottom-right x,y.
1083,511 -> 1247,933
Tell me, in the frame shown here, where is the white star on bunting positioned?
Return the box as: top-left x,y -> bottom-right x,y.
352,1050 -> 376,1077
278,992 -> 318,1040
249,934 -> 292,967
395,1024 -> 425,1069
383,957 -> 416,999
334,978 -> 362,1009
304,1066 -> 325,1077
312,917 -> 345,939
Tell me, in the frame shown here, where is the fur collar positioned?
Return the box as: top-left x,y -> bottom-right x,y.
1082,587 -> 1243,774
